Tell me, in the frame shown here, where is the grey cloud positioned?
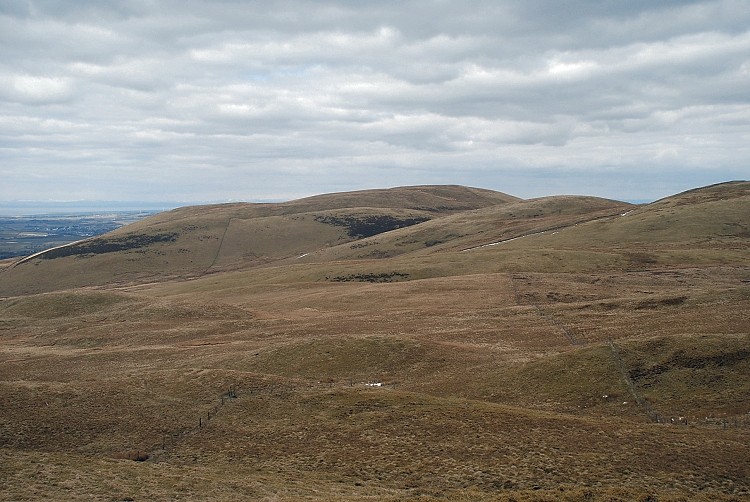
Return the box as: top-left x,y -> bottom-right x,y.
0,0 -> 748,204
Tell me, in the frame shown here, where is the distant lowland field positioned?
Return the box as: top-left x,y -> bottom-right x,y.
0,211 -> 160,259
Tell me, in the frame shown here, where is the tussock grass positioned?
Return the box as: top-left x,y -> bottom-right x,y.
1,290 -> 134,319
1,183 -> 749,499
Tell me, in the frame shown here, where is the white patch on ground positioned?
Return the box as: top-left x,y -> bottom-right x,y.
463,230 -> 550,251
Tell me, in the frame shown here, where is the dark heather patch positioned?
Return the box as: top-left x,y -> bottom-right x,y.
314,215 -> 429,239
634,296 -> 688,309
629,349 -> 750,383
328,272 -> 410,283
39,233 -> 178,259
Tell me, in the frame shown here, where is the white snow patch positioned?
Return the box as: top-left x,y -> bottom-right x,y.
481,230 -> 548,248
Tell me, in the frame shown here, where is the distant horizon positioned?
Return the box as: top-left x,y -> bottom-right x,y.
0,198 -> 302,216
0,194 -> 663,217
0,201 -> 182,217
12,179 -> 750,220
4,179 -> 748,216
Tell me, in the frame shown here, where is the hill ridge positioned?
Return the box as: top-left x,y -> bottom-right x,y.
1,182 -> 747,296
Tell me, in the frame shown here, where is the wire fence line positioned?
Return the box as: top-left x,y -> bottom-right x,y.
146,385 -> 238,462
608,338 -> 661,423
606,339 -> 750,429
143,379 -> 402,461
510,275 -> 748,430
511,274 -> 585,346
534,304 -> 584,346
136,354 -> 749,462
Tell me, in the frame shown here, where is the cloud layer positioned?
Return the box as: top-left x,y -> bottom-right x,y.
1,0 -> 749,203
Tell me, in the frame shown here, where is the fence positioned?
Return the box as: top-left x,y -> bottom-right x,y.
142,379 -> 404,461
149,385 -> 238,460
133,366 -> 750,462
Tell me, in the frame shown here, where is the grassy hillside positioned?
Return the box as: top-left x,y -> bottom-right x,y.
0,185 -> 515,296
293,195 -> 632,263
1,182 -> 749,500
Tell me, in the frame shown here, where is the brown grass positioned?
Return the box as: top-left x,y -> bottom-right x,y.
1,183 -> 749,500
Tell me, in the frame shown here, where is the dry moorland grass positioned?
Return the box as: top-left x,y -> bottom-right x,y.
2,264 -> 748,500
1,183 -> 749,500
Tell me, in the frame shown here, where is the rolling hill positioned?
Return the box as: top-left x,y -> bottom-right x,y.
0,185 -> 517,295
1,181 -> 748,501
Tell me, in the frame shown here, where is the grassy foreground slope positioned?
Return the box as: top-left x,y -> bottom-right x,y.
1,182 -> 749,501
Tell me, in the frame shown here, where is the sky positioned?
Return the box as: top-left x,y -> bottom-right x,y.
1,0 -> 749,207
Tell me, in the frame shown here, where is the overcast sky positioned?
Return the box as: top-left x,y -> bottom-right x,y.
1,0 -> 749,206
